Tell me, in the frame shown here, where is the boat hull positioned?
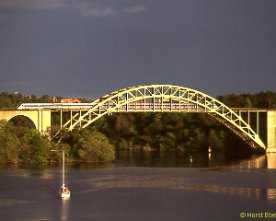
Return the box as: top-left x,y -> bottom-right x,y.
61,192 -> 70,199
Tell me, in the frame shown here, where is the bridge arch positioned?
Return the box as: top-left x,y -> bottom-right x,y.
0,110 -> 51,133
9,115 -> 36,129
63,85 -> 266,149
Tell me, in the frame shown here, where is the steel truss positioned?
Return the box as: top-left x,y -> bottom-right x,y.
60,85 -> 266,149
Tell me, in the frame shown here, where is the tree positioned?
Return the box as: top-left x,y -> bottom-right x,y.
245,97 -> 252,108
114,114 -> 131,136
20,129 -> 50,162
0,120 -> 19,163
74,130 -> 115,162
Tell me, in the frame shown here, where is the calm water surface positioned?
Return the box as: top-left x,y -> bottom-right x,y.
1,152 -> 276,221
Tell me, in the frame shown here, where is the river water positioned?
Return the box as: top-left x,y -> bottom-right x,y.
1,152 -> 276,221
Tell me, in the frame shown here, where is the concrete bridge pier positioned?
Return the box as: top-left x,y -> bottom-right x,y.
266,110 -> 276,153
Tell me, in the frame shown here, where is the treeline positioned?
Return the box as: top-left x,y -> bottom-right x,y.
217,91 -> 276,108
0,120 -> 114,163
0,92 -> 89,109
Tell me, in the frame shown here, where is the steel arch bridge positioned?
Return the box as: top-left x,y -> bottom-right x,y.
60,84 -> 266,149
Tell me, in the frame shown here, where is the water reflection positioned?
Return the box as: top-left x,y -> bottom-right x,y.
83,173 -> 276,201
0,151 -> 275,171
266,153 -> 276,169
0,199 -> 29,207
267,189 -> 276,200
231,155 -> 267,169
116,150 -> 219,167
230,153 -> 276,169
60,198 -> 70,221
116,150 -> 276,169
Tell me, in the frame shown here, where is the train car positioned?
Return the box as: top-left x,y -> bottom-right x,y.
17,103 -> 94,110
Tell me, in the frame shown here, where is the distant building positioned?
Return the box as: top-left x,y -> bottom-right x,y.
52,96 -> 57,102
61,98 -> 81,103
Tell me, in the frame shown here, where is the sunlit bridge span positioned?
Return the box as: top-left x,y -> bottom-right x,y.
16,85 -> 268,149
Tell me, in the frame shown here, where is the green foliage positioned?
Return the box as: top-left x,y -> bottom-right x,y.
65,130 -> 115,162
93,113 -> 220,152
19,129 -> 50,163
0,121 -> 52,163
217,91 -> 276,108
0,120 -> 19,163
0,120 -> 113,163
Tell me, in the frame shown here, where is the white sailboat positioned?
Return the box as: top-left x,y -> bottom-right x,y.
60,150 -> 70,199
52,150 -> 71,199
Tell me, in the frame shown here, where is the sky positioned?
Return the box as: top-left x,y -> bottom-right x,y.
0,0 -> 275,99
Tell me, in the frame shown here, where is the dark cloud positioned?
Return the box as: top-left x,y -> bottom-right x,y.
0,0 -> 275,98
0,0 -> 65,10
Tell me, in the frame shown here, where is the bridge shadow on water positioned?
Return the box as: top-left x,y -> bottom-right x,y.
115,149 -> 266,168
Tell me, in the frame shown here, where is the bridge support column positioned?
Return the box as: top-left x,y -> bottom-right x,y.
266,110 -> 276,153
37,110 -> 51,134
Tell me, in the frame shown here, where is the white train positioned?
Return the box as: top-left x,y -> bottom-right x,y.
17,102 -> 201,111
17,103 -> 94,110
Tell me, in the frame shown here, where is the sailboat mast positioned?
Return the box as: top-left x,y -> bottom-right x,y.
62,150 -> 65,186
